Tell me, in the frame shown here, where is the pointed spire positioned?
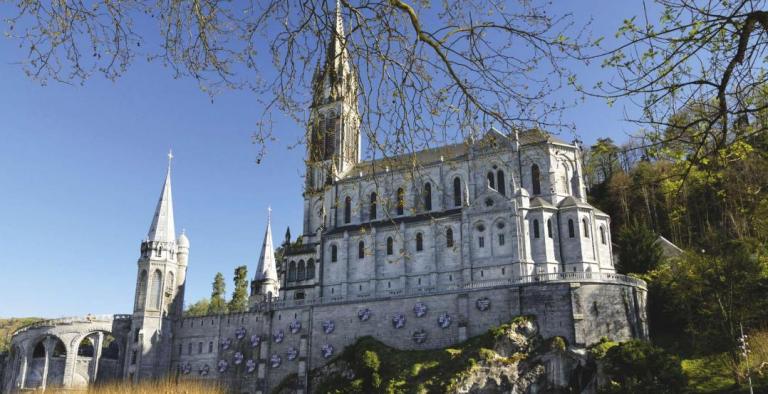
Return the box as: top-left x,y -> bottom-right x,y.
147,150 -> 176,243
254,207 -> 278,282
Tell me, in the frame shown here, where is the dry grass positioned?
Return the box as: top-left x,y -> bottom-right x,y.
46,379 -> 224,394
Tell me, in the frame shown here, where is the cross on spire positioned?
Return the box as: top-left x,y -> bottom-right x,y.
167,149 -> 174,169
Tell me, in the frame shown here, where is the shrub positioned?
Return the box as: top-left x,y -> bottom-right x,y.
601,340 -> 687,394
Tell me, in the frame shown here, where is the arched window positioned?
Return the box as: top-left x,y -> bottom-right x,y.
306,259 -> 316,279
358,241 -> 365,259
600,226 -> 606,245
297,260 -> 306,281
344,196 -> 352,224
446,228 -> 454,248
453,177 -> 462,206
416,233 -> 423,252
568,219 -> 575,238
547,219 -> 553,238
497,170 -> 506,196
151,269 -> 163,309
370,192 -> 377,220
531,164 -> 541,195
166,271 -> 175,297
331,245 -> 338,262
423,183 -> 432,211
396,187 -> 405,215
533,219 -> 540,238
324,114 -> 336,159
136,270 -> 148,310
288,261 -> 297,281
386,237 -> 394,255
583,218 -> 590,238
487,172 -> 495,189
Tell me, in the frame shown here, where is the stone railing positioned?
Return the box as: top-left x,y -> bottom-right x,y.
260,272 -> 646,311
11,314 -> 119,337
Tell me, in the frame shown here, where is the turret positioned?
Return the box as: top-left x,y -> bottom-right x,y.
250,208 -> 280,306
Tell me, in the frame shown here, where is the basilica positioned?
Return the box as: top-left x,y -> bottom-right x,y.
1,4 -> 646,393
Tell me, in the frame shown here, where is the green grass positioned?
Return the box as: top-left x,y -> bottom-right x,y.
682,353 -> 768,393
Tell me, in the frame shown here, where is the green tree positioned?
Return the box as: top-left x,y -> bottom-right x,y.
600,340 -> 687,394
209,272 -> 228,315
616,221 -> 663,275
184,298 -> 210,317
229,265 -> 249,313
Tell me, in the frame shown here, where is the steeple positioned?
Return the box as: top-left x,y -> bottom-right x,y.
254,207 -> 278,282
147,150 -> 176,243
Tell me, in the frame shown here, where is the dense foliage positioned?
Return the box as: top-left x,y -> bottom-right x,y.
0,318 -> 41,353
599,340 -> 687,393
229,265 -> 249,313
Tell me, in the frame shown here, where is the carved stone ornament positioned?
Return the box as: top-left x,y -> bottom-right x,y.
358,308 -> 372,321
198,364 -> 209,376
476,297 -> 491,311
392,313 -> 406,329
322,319 -> 335,334
413,302 -> 428,317
289,320 -> 302,334
321,343 -> 334,359
286,346 -> 298,361
221,338 -> 232,350
245,359 -> 257,373
250,334 -> 262,348
412,329 -> 428,344
270,354 -> 282,368
233,351 -> 244,365
235,326 -> 247,340
217,360 -> 228,373
438,312 -> 452,329
182,363 -> 192,375
273,329 -> 285,343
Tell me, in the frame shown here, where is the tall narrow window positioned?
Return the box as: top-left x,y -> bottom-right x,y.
568,219 -> 575,238
370,192 -> 377,220
297,260 -> 306,281
386,237 -> 394,255
416,233 -> 424,252
324,114 -> 336,159
487,172 -> 495,189
306,259 -> 315,279
288,261 -> 297,281
583,218 -> 590,238
396,188 -> 405,215
532,164 -> 541,195
358,241 -> 365,259
478,236 -> 485,248
331,245 -> 338,262
547,219 -> 553,238
600,226 -> 606,245
344,196 -> 351,224
497,170 -> 506,196
151,270 -> 163,310
498,234 -> 505,246
533,219 -> 540,238
453,177 -> 462,206
424,183 -> 432,211
446,228 -> 454,248
136,270 -> 147,310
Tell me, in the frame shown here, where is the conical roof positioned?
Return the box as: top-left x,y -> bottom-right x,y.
147,153 -> 176,243
254,208 -> 278,282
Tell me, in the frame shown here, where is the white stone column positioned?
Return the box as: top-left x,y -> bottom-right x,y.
41,337 -> 52,390
17,353 -> 28,389
91,332 -> 104,383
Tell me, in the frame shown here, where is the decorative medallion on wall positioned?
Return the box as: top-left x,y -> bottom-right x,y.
392,313 -> 406,329
412,329 -> 428,344
413,302 -> 428,317
358,308 -> 372,321
286,346 -> 299,361
199,364 -> 210,376
245,359 -> 257,373
217,360 -> 228,373
270,354 -> 282,368
437,312 -> 452,328
321,343 -> 334,359
273,329 -> 285,343
221,338 -> 232,350
233,351 -> 244,365
250,334 -> 262,348
182,363 -> 192,375
322,320 -> 335,334
235,326 -> 247,340
476,297 -> 491,311
289,320 -> 302,334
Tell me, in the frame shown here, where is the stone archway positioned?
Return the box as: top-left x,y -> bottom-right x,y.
24,335 -> 67,390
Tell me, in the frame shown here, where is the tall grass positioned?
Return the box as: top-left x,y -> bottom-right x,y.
46,378 -> 224,393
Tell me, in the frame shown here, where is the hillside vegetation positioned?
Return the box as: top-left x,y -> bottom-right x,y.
0,318 -> 41,353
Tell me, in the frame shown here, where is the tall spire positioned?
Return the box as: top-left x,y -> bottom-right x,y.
254,207 -> 278,282
147,150 -> 176,243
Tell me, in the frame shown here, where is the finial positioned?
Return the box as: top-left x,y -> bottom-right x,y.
268,206 -> 272,222
167,149 -> 174,169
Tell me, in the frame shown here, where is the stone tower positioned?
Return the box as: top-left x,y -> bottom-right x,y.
304,0 -> 360,240
124,152 -> 188,381
250,208 -> 280,305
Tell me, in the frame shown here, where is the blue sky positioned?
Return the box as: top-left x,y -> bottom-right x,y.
0,1 -> 649,317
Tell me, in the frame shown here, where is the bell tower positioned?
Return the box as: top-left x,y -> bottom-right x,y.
125,151 -> 188,381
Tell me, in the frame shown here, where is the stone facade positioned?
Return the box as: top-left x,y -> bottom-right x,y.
1,5 -> 648,394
